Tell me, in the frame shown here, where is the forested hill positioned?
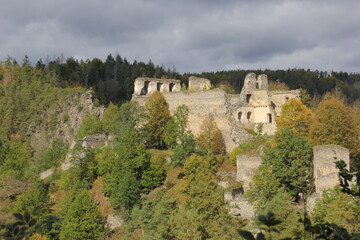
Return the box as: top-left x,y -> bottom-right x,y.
186,69 -> 360,103
0,56 -> 359,239
6,54 -> 359,105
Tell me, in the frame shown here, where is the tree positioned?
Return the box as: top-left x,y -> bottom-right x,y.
144,91 -> 171,148
245,164 -> 281,208
310,98 -> 359,169
14,180 -> 53,226
276,98 -> 314,137
312,188 -> 360,235
59,190 -> 103,240
164,104 -> 190,147
171,154 -> 236,239
76,113 -> 103,139
262,129 -> 313,200
196,115 -> 225,155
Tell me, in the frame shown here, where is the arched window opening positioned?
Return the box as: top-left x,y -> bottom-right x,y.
140,81 -> 150,96
267,113 -> 272,123
157,82 -> 163,91
247,111 -> 252,121
169,83 -> 175,92
238,112 -> 242,121
256,82 -> 259,89
246,94 -> 251,104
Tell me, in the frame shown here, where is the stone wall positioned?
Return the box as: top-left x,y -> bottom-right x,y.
133,77 -> 181,97
236,154 -> 262,190
133,89 -> 252,152
313,145 -> 350,194
188,76 -> 211,91
131,73 -> 302,151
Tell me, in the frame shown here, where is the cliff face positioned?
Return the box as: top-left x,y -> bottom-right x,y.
29,90 -> 104,157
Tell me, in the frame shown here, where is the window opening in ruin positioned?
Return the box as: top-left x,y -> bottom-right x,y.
267,113 -> 272,123
140,81 -> 150,96
238,112 -> 242,121
285,96 -> 289,102
169,83 -> 175,92
246,94 -> 251,104
157,82 -> 163,91
247,111 -> 252,121
256,82 -> 259,89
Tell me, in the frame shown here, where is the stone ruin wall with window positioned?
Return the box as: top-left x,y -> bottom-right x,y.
132,74 -> 300,152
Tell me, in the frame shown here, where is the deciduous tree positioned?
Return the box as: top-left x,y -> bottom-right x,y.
276,98 -> 314,137
196,115 -> 225,155
144,91 -> 171,148
59,190 -> 103,240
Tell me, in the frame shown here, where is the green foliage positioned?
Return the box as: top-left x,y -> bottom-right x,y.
70,145 -> 98,188
0,212 -> 41,240
140,153 -> 166,193
100,102 -> 118,134
335,160 -> 360,196
245,164 -> 281,208
312,188 -> 360,234
174,153 -> 237,239
0,135 -> 32,180
170,133 -> 197,166
256,191 -> 303,239
144,91 -> 171,148
59,190 -> 104,240
238,212 -> 290,240
107,168 -> 142,211
229,135 -> 267,163
35,138 -> 67,171
164,104 -> 190,148
299,88 -> 312,107
262,129 -> 313,200
125,190 -> 178,239
76,113 -> 103,139
103,102 -> 153,211
13,180 -> 52,220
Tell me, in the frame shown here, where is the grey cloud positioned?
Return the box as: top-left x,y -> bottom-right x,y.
0,0 -> 359,73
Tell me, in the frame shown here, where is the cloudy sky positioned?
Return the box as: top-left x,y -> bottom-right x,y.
1,0 -> 360,73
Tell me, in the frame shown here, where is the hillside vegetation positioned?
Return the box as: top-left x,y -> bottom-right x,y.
0,57 -> 359,240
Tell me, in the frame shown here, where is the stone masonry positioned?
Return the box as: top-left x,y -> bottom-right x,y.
132,73 -> 299,152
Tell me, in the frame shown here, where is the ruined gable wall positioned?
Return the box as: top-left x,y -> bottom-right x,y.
270,90 -> 300,115
236,154 -> 262,191
313,145 -> 350,193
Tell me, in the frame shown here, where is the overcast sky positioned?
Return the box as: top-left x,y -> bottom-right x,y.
1,0 -> 360,73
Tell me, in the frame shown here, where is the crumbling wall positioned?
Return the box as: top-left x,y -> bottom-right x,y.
236,155 -> 262,191
188,76 -> 211,91
133,77 -> 181,97
133,89 -> 252,152
270,90 -> 300,114
313,145 -> 350,194
162,89 -> 252,151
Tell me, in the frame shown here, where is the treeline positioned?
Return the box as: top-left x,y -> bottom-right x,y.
187,69 -> 360,104
33,55 -> 182,104
2,55 -> 360,105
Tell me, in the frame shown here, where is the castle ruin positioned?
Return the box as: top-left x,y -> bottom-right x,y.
132,73 -> 299,152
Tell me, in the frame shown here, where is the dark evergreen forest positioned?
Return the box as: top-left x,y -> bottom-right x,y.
25,54 -> 360,105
